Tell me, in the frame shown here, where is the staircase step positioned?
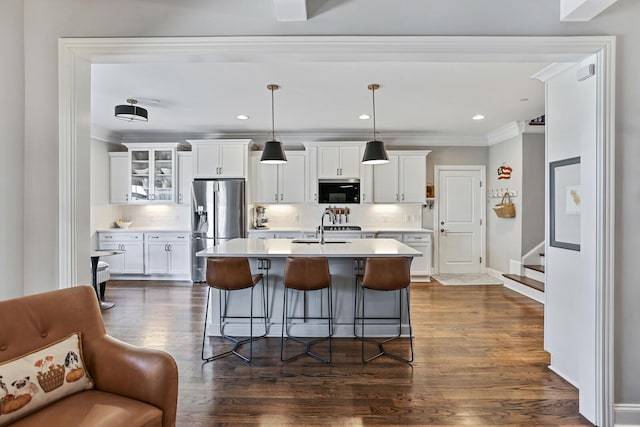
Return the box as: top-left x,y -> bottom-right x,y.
524,264 -> 545,273
503,274 -> 545,292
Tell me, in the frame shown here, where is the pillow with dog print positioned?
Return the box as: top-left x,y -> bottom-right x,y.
0,333 -> 93,426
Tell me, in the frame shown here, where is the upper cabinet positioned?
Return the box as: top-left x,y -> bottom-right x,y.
177,152 -> 193,205
188,139 -> 253,179
251,152 -> 306,204
373,151 -> 430,203
317,145 -> 362,178
123,142 -> 185,204
109,152 -> 129,204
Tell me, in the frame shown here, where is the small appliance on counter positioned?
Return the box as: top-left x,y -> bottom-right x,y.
254,205 -> 269,229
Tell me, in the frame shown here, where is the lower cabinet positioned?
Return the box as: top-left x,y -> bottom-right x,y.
376,232 -> 432,279
97,232 -> 144,274
97,231 -> 190,279
145,233 -> 191,275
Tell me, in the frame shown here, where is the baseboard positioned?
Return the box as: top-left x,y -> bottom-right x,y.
509,259 -> 522,275
485,267 -> 504,280
503,276 -> 545,304
548,364 -> 579,389
615,404 -> 640,426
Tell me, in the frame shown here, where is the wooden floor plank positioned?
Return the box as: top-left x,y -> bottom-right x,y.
101,280 -> 591,426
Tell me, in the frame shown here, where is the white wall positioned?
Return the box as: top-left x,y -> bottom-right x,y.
521,133 -> 546,254
487,135 -> 523,273
0,0 -> 25,300
544,59 -> 598,420
3,0 -> 637,408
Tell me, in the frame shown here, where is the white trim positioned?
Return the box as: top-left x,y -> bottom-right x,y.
531,62 -> 576,82
560,0 -> 620,22
486,121 -> 523,146
549,364 -> 580,389
485,267 -> 504,280
614,404 -> 640,426
503,276 -> 545,304
522,241 -> 545,265
58,35 -> 615,424
509,259 -> 522,275
522,123 -> 546,134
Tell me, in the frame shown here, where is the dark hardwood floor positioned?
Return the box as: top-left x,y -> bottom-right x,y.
101,280 -> 592,426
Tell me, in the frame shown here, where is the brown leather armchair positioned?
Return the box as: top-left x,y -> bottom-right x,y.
0,285 -> 178,427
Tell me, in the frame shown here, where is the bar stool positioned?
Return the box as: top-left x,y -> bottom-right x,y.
281,257 -> 333,363
201,257 -> 267,363
354,257 -> 413,364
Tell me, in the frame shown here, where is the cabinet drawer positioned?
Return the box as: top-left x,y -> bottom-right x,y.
145,232 -> 190,241
403,233 -> 431,243
98,232 -> 143,242
376,232 -> 403,241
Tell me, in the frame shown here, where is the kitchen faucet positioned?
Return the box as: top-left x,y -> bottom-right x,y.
319,208 -> 337,244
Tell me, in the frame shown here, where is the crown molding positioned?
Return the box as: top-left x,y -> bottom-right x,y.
531,62 -> 576,82
487,121 -> 523,146
104,130 -> 490,147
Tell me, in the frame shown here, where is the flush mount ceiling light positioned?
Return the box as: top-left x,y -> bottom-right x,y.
260,84 -> 287,164
362,84 -> 390,165
472,114 -> 486,120
114,98 -> 148,122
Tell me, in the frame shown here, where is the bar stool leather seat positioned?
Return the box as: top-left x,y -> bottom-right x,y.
202,257 -> 267,363
355,257 -> 413,363
281,257 -> 333,363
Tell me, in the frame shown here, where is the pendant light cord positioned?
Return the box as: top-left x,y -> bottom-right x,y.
372,86 -> 377,138
271,86 -> 276,141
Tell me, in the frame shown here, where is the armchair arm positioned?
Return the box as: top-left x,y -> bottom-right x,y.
86,335 -> 178,427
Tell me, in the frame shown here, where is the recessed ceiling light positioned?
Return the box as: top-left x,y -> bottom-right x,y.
358,114 -> 370,120
472,114 -> 485,120
520,98 -> 529,102
236,114 -> 249,120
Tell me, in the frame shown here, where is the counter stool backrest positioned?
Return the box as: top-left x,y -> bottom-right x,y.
206,257 -> 259,290
361,257 -> 411,291
283,257 -> 331,291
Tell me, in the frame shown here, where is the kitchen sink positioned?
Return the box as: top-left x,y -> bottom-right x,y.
291,239 -> 350,244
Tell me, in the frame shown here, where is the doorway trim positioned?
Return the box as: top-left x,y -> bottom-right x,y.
58,35 -> 615,426
433,165 -> 486,275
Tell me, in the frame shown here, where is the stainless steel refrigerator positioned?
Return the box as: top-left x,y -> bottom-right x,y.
191,179 -> 246,282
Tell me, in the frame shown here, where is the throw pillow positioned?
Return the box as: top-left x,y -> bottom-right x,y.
0,333 -> 94,426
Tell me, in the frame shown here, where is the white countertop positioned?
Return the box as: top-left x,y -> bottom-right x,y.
96,228 -> 191,232
196,238 -> 422,258
247,227 -> 433,233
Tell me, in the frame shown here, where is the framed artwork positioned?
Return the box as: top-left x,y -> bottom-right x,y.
549,156 -> 581,251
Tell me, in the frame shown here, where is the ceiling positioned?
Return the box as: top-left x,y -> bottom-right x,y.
91,60 -> 548,146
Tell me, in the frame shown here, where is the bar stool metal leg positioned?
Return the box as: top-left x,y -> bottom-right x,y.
359,286 -> 413,364
201,281 -> 267,363
281,285 -> 333,363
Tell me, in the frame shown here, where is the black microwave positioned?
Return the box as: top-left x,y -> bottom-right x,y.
318,179 -> 360,204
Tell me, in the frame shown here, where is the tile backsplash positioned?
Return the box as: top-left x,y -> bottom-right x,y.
253,204 -> 424,229
119,205 -> 191,229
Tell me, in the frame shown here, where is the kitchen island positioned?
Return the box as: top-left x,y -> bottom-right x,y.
196,238 -> 421,338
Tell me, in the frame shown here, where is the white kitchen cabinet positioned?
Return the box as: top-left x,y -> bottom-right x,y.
188,139 -> 252,178
98,232 -> 144,274
403,233 -> 432,278
274,231 -> 302,239
144,232 -> 190,275
251,152 -> 305,204
305,146 -> 319,203
123,143 -> 183,204
373,151 -> 429,203
177,152 -> 193,205
109,152 -> 129,204
360,162 -> 374,203
317,145 -> 362,178
247,231 -> 276,239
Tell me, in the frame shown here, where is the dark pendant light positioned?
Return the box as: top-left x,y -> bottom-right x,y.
362,84 -> 390,165
114,98 -> 148,122
260,84 -> 287,164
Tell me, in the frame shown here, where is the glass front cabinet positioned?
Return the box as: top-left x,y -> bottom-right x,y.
123,143 -> 184,203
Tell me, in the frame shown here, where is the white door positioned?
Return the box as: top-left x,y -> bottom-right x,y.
437,167 -> 483,273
